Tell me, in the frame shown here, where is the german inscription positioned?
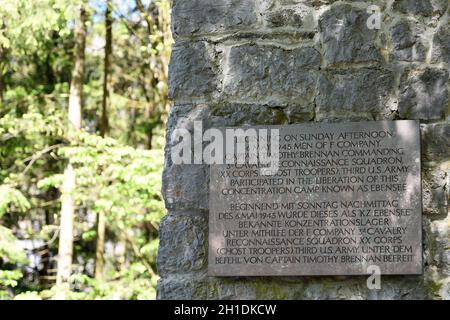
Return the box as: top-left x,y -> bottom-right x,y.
209,120 -> 422,276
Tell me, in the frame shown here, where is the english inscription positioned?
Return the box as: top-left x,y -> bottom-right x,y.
209,120 -> 422,276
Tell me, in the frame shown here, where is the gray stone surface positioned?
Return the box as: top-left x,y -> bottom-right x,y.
224,45 -> 320,105
265,4 -> 315,30
316,68 -> 395,115
210,103 -> 289,126
162,163 -> 209,210
158,272 -> 428,300
390,19 -> 427,62
171,0 -> 258,38
421,123 -> 450,162
168,42 -> 217,101
422,167 -> 448,216
157,274 -> 209,300
157,213 -> 207,276
398,67 -> 449,120
393,0 -> 448,17
162,104 -> 210,210
266,8 -> 305,28
432,24 -> 450,64
296,0 -> 383,6
319,4 -> 382,65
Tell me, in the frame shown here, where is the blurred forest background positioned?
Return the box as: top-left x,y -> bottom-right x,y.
0,0 -> 171,299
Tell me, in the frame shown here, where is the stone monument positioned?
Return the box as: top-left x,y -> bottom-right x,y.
158,0 -> 449,299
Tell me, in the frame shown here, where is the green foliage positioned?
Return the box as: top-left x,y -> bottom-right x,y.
13,291 -> 42,300
0,0 -> 77,51
0,226 -> 27,265
0,0 -> 171,300
38,130 -> 165,225
0,186 -> 29,296
0,186 -> 31,218
0,269 -> 23,288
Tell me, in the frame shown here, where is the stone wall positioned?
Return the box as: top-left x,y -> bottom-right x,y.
157,0 -> 450,300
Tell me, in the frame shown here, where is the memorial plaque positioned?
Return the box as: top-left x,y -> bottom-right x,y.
209,120 -> 422,276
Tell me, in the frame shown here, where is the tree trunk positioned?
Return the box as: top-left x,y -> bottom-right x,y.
147,126 -> 153,150
100,0 -> 112,137
56,164 -> 76,291
95,0 -> 112,281
55,3 -> 86,297
0,20 -> 6,106
117,232 -> 128,272
94,210 -> 106,281
143,103 -> 155,150
136,0 -> 157,150
0,46 -> 5,106
0,71 -> 4,105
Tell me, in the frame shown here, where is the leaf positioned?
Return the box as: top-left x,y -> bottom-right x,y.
0,226 -> 27,264
0,270 -> 23,288
0,185 -> 30,218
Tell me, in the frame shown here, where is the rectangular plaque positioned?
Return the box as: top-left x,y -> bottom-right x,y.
209,120 -> 422,276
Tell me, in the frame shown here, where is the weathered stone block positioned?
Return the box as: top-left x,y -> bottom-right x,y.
284,103 -> 315,122
421,123 -> 450,162
432,24 -> 450,64
266,9 -> 303,28
393,0 -> 448,17
157,213 -> 208,277
157,274 -> 209,300
315,68 -> 395,115
266,5 -> 315,30
162,163 -> 209,210
162,105 -> 210,210
168,42 -> 217,101
319,4 -> 382,65
423,216 -> 450,299
390,19 -> 427,62
210,103 -> 289,126
208,276 -> 426,300
422,168 -> 448,216
284,0 -> 371,7
223,44 -> 320,105
300,0 -> 382,4
171,0 -> 258,37
398,67 -> 449,120
431,219 -> 450,275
